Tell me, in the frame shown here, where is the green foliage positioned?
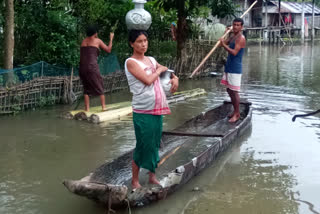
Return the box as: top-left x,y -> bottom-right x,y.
39,95 -> 56,107
0,0 -> 5,68
0,0 -> 226,68
110,39 -> 176,68
147,40 -> 177,64
14,0 -> 79,66
152,0 -> 238,58
72,0 -> 131,39
153,0 -> 237,19
209,0 -> 238,18
11,104 -> 21,112
2,0 -> 319,71
146,1 -> 177,40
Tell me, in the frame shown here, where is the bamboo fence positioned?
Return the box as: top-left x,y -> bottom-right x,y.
0,71 -> 128,115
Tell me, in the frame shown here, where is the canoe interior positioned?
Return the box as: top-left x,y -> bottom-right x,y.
89,102 -> 250,189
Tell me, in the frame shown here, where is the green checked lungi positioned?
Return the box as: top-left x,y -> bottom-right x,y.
133,112 -> 163,173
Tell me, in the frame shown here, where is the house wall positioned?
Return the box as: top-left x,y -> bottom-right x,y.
260,13 -> 320,28
295,14 -> 302,26
262,14 -> 273,27
305,15 -> 320,27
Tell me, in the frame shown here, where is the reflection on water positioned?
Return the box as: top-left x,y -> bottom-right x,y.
183,123 -> 300,214
1,43 -> 320,214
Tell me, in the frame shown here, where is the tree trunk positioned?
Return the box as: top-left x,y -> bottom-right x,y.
3,0 -> 15,86
176,0 -> 187,59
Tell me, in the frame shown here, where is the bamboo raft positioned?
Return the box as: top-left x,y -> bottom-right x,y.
64,101 -> 132,123
65,88 -> 207,124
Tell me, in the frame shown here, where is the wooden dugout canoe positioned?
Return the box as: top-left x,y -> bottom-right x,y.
63,100 -> 252,209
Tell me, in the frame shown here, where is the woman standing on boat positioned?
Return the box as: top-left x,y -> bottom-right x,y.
125,30 -> 179,189
79,25 -> 114,112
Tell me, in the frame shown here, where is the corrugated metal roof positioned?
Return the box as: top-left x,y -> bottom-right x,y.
270,1 -> 320,14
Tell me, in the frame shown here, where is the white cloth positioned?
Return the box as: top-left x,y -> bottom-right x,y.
220,72 -> 241,92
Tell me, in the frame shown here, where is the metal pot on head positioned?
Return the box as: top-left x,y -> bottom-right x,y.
125,0 -> 152,31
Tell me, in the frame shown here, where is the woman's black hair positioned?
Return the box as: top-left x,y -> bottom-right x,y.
128,30 -> 148,45
86,25 -> 99,37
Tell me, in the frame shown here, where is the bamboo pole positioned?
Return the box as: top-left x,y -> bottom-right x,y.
189,0 -> 258,78
158,146 -> 181,167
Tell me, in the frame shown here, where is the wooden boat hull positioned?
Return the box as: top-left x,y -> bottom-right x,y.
63,101 -> 252,208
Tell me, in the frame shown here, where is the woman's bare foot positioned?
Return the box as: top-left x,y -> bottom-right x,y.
149,178 -> 160,185
148,172 -> 160,185
131,181 -> 141,190
228,112 -> 235,118
228,114 -> 240,123
102,108 -> 107,112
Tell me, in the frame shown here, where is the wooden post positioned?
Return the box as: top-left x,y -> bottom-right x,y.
265,0 -> 268,27
301,0 -> 305,42
264,0 -> 269,42
311,0 -> 315,40
41,61 -> 44,77
244,0 -> 248,25
278,0 -> 281,27
69,67 -> 74,104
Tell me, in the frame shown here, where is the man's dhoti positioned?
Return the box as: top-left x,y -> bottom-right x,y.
221,72 -> 241,92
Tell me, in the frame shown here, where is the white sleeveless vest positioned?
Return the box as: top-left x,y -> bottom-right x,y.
124,56 -> 171,115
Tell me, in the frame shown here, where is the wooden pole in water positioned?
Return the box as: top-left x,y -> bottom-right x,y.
301,0 -> 305,42
311,0 -> 315,40
68,67 -> 74,104
189,0 -> 258,78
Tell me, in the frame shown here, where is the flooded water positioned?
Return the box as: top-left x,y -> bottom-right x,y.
1,43 -> 320,214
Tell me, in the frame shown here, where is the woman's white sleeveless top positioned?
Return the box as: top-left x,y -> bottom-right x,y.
124,56 -> 170,115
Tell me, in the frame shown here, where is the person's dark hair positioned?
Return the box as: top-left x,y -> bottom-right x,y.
233,18 -> 244,26
86,25 -> 98,37
128,30 -> 148,45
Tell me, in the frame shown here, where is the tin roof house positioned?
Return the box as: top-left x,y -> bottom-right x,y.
262,1 -> 320,27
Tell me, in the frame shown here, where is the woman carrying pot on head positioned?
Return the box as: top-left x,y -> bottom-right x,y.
125,30 -> 179,189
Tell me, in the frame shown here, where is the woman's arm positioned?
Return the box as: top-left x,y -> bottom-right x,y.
127,60 -> 167,86
155,61 -> 169,76
99,33 -> 114,53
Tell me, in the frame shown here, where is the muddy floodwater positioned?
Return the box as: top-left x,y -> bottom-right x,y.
1,43 -> 320,214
